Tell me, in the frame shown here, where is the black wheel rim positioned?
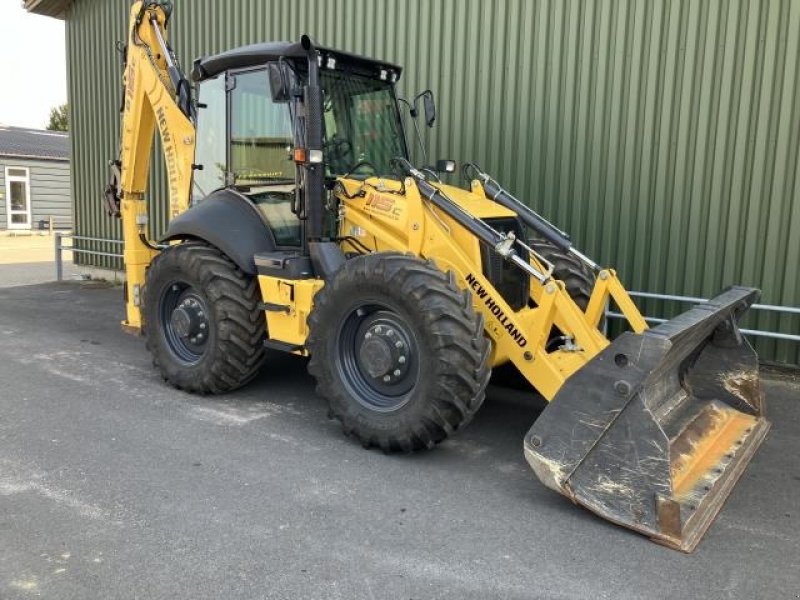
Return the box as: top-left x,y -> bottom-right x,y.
337,303 -> 420,412
159,281 -> 211,365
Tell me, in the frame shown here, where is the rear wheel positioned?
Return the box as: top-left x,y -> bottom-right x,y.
531,239 -> 594,310
307,253 -> 491,452
143,242 -> 267,393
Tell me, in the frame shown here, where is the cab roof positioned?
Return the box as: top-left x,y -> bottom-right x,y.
191,37 -> 403,83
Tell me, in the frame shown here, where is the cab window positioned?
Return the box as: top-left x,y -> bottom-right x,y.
192,74 -> 226,201
230,68 -> 294,185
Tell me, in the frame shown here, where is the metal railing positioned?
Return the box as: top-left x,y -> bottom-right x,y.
54,233 -> 123,281
605,291 -> 800,343
52,233 -> 798,344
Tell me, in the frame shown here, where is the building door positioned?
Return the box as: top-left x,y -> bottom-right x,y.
5,167 -> 31,230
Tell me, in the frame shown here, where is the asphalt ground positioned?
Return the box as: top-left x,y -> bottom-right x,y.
0,281 -> 798,599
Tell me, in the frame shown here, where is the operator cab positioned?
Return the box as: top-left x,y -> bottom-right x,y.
190,40 -> 408,247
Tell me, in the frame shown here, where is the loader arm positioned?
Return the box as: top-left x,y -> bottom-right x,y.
337,162 -> 769,552
110,1 -> 196,331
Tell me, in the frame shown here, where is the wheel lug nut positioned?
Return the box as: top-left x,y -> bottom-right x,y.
393,369 -> 401,376
395,341 -> 403,349
387,329 -> 395,337
200,323 -> 206,330
375,326 -> 383,334
398,356 -> 406,364
365,332 -> 372,339
383,375 -> 391,382
172,284 -> 179,291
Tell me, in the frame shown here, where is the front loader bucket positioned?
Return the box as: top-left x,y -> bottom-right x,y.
524,286 -> 769,552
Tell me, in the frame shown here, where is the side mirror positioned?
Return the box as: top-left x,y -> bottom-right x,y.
435,159 -> 456,173
423,91 -> 436,127
267,62 -> 295,103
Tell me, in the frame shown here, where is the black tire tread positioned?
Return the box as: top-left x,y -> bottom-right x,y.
143,241 -> 266,394
306,253 -> 491,453
531,239 -> 594,309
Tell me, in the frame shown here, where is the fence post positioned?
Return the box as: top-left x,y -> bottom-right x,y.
55,232 -> 63,281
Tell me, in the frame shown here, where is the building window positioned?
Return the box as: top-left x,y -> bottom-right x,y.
5,167 -> 31,230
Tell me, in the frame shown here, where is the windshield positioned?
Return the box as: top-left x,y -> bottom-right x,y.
320,70 -> 407,178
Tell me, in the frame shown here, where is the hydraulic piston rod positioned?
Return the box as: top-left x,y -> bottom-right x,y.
395,158 -> 548,282
465,163 -> 599,271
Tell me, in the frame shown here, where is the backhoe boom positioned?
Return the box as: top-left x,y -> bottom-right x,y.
108,1 -> 196,331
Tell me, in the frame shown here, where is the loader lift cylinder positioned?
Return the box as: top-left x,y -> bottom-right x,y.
395,158 -> 548,282
466,163 -> 599,271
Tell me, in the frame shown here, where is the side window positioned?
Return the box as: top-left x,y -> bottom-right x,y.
230,68 -> 294,185
192,74 -> 226,201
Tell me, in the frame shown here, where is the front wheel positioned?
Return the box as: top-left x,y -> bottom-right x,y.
306,253 -> 491,453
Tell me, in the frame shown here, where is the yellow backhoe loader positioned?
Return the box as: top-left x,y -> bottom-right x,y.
104,1 -> 769,551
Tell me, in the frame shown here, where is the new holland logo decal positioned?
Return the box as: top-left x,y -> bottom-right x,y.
465,273 -> 528,348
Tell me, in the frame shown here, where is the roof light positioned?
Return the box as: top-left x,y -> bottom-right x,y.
326,56 -> 336,70
308,149 -> 324,164
379,69 -> 388,81
389,71 -> 397,82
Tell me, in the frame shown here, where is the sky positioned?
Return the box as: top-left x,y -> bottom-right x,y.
0,2 -> 67,129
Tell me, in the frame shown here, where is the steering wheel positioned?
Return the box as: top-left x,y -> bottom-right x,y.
324,135 -> 353,174
324,135 -> 352,160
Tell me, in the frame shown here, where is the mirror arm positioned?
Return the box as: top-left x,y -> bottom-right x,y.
398,97 -> 429,167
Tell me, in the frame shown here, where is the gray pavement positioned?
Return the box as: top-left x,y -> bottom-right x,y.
0,281 -> 798,599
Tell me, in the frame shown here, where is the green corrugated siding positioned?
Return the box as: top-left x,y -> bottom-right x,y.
65,0 -> 799,365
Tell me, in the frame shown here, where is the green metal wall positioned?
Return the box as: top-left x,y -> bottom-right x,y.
66,0 -> 800,365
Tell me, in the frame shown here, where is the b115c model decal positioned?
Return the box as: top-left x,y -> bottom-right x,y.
465,273 -> 528,347
365,193 -> 402,219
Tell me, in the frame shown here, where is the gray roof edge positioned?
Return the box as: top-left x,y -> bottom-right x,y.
0,152 -> 70,163
24,0 -> 69,19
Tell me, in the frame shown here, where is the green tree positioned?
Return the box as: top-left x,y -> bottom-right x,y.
46,104 -> 69,132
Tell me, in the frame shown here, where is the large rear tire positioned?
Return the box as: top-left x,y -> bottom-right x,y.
143,242 -> 267,394
307,253 -> 491,453
531,239 -> 594,310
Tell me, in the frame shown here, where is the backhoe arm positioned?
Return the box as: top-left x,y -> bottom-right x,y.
110,1 -> 196,332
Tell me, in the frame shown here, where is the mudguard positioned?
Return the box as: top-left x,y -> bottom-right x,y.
524,286 -> 769,552
161,189 -> 276,275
